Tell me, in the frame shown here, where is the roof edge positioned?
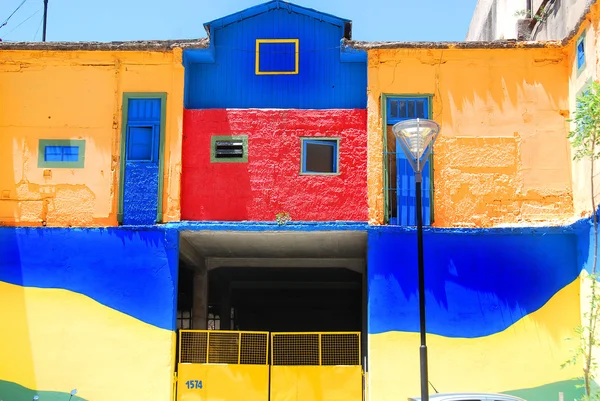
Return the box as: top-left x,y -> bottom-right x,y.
203,0 -> 352,38
0,38 -> 209,51
344,39 -> 564,50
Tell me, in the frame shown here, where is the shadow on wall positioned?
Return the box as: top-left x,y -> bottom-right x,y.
181,109 -> 251,221
368,227 -> 580,337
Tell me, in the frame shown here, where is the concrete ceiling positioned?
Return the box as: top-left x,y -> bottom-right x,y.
179,230 -> 367,273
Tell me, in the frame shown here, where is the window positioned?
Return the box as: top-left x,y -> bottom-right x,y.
210,135 -> 248,163
387,97 -> 427,125
127,126 -> 157,161
38,139 -> 86,168
301,138 -> 340,174
255,39 -> 299,75
577,31 -> 586,71
177,310 -> 192,329
207,306 -> 236,330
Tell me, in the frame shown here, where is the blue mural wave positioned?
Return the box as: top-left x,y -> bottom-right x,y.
367,227 -> 580,337
0,227 -> 178,331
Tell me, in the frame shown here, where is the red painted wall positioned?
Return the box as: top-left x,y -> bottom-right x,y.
181,109 -> 368,221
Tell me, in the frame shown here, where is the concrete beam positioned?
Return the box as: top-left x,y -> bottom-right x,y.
205,257 -> 365,274
229,281 -> 361,290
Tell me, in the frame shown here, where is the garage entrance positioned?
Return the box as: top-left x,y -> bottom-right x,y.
176,229 -> 367,401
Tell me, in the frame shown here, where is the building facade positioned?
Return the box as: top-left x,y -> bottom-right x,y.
1,1 -> 600,401
466,0 -> 594,41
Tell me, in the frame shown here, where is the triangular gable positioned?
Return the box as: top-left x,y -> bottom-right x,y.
203,0 -> 353,39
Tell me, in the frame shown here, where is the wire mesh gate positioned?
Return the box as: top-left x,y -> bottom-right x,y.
270,332 -> 362,401
177,330 -> 270,401
177,330 -> 362,401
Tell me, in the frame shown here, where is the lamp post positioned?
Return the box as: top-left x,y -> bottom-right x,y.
392,118 -> 441,401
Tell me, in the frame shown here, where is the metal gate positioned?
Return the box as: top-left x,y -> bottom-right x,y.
176,331 -> 362,401
177,330 -> 270,401
270,332 -> 362,401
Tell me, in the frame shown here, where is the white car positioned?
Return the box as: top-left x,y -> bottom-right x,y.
408,393 -> 526,401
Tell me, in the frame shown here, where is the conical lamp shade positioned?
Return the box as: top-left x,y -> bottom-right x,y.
392,118 -> 440,173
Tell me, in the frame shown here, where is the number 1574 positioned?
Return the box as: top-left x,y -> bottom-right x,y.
185,380 -> 203,389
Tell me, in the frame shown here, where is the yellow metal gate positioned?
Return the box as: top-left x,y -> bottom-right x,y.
270,332 -> 362,401
177,330 -> 270,401
176,331 -> 362,401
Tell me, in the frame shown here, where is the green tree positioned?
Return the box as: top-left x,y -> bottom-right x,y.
565,81 -> 600,401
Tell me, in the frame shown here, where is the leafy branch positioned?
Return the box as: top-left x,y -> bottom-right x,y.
564,81 -> 600,400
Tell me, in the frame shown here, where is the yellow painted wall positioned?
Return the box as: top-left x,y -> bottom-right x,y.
0,281 -> 175,401
0,49 -> 184,227
368,276 -> 582,401
367,46 -> 573,227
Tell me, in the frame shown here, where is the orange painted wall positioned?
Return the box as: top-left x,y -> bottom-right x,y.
0,49 -> 184,227
367,46 -> 573,227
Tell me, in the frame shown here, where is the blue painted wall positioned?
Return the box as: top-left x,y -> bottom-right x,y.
0,226 -> 179,331
367,226 -> 580,337
183,2 -> 367,109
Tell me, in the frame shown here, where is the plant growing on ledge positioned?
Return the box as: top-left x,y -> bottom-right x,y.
513,6 -> 548,23
564,81 -> 600,401
276,212 -> 292,226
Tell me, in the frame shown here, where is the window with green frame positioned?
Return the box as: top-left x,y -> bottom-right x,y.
211,135 -> 248,163
382,95 -> 434,225
38,139 -> 86,168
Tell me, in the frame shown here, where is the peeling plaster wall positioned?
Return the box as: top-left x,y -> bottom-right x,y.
366,47 -> 573,227
567,3 -> 600,218
0,49 -> 184,227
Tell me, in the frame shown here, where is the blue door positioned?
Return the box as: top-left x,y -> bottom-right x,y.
121,97 -> 163,225
389,97 -> 432,226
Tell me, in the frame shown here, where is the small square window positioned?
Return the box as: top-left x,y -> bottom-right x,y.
38,140 -> 86,168
577,31 -> 586,71
301,138 -> 339,175
210,135 -> 248,163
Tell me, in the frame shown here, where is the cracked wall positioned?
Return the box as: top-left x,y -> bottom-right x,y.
367,46 -> 573,227
0,49 -> 184,227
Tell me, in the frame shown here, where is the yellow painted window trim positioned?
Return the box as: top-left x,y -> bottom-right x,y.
255,38 -> 299,75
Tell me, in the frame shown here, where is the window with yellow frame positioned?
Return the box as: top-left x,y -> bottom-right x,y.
255,39 -> 299,75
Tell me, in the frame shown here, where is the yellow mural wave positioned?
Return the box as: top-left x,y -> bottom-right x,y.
0,281 -> 175,401
368,276 -> 582,401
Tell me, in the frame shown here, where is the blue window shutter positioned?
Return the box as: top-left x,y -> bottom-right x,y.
393,97 -> 432,226
127,126 -> 155,161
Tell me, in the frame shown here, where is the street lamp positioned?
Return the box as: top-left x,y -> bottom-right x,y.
392,118 -> 441,401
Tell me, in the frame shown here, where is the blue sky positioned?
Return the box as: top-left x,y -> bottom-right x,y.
0,0 -> 478,43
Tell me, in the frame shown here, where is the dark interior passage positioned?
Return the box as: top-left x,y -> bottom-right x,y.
208,267 -> 362,333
